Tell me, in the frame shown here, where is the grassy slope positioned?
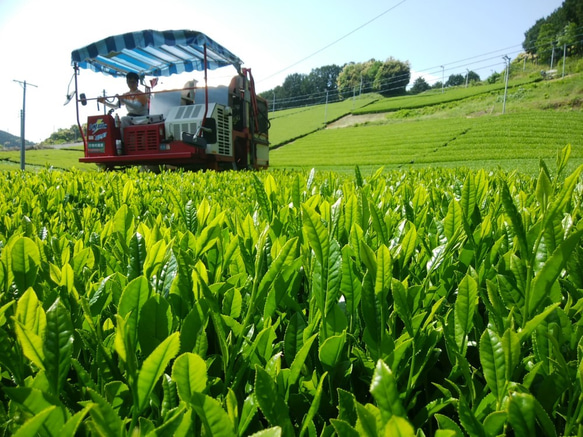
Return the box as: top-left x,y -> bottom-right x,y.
270,72 -> 583,175
268,94 -> 380,147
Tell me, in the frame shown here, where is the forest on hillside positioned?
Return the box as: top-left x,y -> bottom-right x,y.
523,0 -> 583,62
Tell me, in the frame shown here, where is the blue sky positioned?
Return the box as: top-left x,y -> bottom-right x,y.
0,0 -> 564,142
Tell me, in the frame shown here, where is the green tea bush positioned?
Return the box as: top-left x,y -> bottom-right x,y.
0,146 -> 581,435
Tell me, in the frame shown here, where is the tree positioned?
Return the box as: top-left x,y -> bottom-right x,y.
305,65 -> 343,103
373,57 -> 410,97
523,0 -> 583,60
445,74 -> 464,87
487,71 -> 501,84
261,64 -> 343,110
282,73 -> 308,101
41,125 -> 82,145
536,22 -> 560,63
523,18 -> 545,54
337,57 -> 410,98
557,22 -> 578,55
467,71 -> 481,84
337,62 -> 366,99
410,77 -> 431,94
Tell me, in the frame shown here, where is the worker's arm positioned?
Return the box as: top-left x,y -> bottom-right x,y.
120,92 -> 148,112
97,97 -> 120,109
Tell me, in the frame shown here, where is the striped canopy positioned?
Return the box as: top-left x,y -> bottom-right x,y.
71,29 -> 242,78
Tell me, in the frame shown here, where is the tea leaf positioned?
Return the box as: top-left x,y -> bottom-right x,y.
171,352 -> 207,404
299,371 -> 327,436
10,236 -> 40,294
454,274 -> 478,353
137,332 -> 180,413
289,333 -> 317,387
254,365 -> 293,434
508,392 -> 535,436
529,228 -> 583,316
479,328 -> 506,405
370,360 -> 406,423
82,388 -> 124,437
190,392 -> 235,437
13,405 -> 56,437
138,295 -> 172,356
44,298 -> 74,396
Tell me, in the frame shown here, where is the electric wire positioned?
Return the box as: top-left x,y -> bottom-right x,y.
266,26 -> 583,111
261,0 -> 410,82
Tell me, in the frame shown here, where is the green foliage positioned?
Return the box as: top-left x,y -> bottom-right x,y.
268,94 -> 378,147
0,145 -> 582,435
337,58 -> 411,98
41,125 -> 83,146
259,65 -> 344,111
271,111 -> 583,171
523,0 -> 583,59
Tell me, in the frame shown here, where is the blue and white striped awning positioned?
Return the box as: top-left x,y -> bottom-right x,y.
71,29 -> 242,78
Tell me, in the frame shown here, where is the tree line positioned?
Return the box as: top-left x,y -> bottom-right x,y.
523,0 -> 583,62
259,58 -> 483,111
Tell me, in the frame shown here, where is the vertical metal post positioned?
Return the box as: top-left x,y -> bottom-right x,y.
13,79 -> 37,170
324,90 -> 329,124
562,43 -> 567,78
73,64 -> 87,148
502,56 -> 510,114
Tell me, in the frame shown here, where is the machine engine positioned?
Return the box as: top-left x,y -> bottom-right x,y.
164,103 -> 233,157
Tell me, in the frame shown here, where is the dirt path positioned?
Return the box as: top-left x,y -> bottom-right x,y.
326,113 -> 388,128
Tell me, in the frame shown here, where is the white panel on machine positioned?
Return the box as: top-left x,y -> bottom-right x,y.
164,103 -> 233,157
164,104 -> 205,141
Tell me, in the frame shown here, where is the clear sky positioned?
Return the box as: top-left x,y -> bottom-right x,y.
0,0 -> 564,142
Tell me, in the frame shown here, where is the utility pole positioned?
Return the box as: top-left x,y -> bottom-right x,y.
324,90 -> 329,124
441,66 -> 444,93
562,43 -> 567,78
13,79 -> 38,170
502,56 -> 510,114
465,69 -> 469,88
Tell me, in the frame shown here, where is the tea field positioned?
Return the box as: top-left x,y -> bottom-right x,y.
0,143 -> 582,435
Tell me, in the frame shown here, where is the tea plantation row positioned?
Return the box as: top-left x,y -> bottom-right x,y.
0,148 -> 582,435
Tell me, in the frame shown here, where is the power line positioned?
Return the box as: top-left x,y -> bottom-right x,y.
261,0 -> 410,82
264,24 -> 583,111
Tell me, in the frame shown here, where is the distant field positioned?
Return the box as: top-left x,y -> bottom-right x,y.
270,111 -> 583,174
268,94 -> 380,147
0,145 -> 89,171
269,73 -> 583,174
354,76 -> 537,114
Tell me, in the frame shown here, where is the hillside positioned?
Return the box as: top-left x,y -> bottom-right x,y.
269,70 -> 583,174
0,130 -> 35,149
